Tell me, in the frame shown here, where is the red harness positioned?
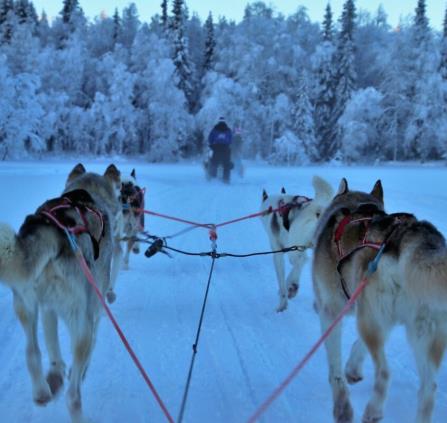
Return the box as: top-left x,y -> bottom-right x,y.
334,213 -> 383,299
334,215 -> 383,259
40,192 -> 104,259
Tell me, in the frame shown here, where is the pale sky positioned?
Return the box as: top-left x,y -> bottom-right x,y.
33,1 -> 444,30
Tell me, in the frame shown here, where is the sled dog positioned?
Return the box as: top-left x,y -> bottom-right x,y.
121,168 -> 145,269
313,178 -> 447,423
0,163 -> 122,422
261,175 -> 333,312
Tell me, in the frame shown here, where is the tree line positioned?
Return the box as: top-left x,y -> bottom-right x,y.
0,0 -> 446,163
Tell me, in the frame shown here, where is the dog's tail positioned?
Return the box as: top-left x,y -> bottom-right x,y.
0,222 -> 59,286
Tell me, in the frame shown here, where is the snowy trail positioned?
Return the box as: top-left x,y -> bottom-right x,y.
1,160 -> 447,422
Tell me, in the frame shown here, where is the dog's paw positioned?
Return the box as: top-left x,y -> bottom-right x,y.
287,283 -> 298,299
276,300 -> 288,312
334,398 -> 354,423
33,384 -> 52,406
362,402 -> 383,422
106,290 -> 116,304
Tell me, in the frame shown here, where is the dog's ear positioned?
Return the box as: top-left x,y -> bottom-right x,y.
370,180 -> 383,202
281,187 -> 286,194
262,189 -> 268,202
66,163 -> 86,185
131,168 -> 136,180
312,175 -> 333,202
104,164 -> 121,185
337,178 -> 348,195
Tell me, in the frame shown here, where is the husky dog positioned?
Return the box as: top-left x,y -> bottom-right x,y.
121,168 -> 145,270
261,176 -> 333,312
313,178 -> 447,423
0,163 -> 121,422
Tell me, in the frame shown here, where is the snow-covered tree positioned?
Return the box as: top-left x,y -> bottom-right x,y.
112,8 -> 121,43
119,3 -> 139,50
271,130 -> 309,165
322,3 -> 333,42
203,12 -> 215,73
440,5 -> 447,81
313,3 -> 337,161
160,0 -> 168,29
171,0 -> 194,111
333,0 -> 357,155
339,87 -> 383,162
0,55 -> 45,159
292,73 -> 318,161
91,63 -> 137,154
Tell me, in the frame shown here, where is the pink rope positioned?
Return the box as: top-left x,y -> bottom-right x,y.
72,245 -> 175,423
246,276 -> 370,423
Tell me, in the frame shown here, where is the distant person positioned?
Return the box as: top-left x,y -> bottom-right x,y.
232,126 -> 244,177
207,117 -> 233,183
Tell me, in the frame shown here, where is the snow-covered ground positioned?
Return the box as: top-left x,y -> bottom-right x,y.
1,160 -> 447,423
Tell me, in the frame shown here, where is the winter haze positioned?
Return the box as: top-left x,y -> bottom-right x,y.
1,0 -> 447,422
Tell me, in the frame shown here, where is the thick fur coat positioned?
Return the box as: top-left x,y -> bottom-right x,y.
313,178 -> 447,423
0,163 -> 122,422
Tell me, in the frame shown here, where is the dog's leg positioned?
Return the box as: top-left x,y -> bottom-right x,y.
345,338 -> 367,384
13,291 -> 52,405
318,299 -> 353,423
42,309 -> 66,396
107,239 -> 122,303
286,251 -> 306,300
358,311 -> 391,423
407,326 -> 444,423
66,316 -> 96,423
123,239 -> 131,270
272,250 -> 287,312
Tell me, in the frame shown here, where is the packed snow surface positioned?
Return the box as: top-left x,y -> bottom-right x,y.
0,160 -> 447,423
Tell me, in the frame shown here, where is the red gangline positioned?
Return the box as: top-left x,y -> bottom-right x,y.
246,276 -> 370,423
142,209 -> 214,229
141,206 -> 281,233
73,247 -> 175,423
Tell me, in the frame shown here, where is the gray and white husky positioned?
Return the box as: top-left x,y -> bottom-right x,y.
120,168 -> 145,269
0,163 -> 122,422
261,175 -> 333,312
313,178 -> 447,423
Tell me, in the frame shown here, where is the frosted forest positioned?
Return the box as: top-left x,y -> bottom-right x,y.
0,0 -> 446,164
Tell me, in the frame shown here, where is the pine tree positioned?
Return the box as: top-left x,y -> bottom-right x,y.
0,0 -> 13,26
61,0 -> 78,24
0,0 -> 14,42
119,3 -> 139,49
160,0 -> 168,28
37,9 -> 50,45
112,8 -> 121,42
203,12 -> 215,72
332,0 -> 357,158
15,0 -> 29,24
314,3 -> 337,161
322,3 -> 333,42
414,0 -> 428,40
292,73 -> 318,161
441,4 -> 447,80
171,0 -> 194,110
